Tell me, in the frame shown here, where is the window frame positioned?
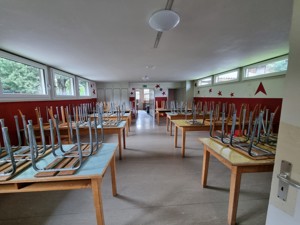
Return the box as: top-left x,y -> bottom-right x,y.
77,77 -> 91,98
135,90 -> 140,100
214,69 -> 240,85
197,76 -> 212,87
0,50 -> 50,100
143,88 -> 150,102
51,68 -> 76,99
242,55 -> 288,80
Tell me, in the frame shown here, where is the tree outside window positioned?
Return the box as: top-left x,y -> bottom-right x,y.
54,73 -> 74,96
0,57 -> 46,95
78,79 -> 90,96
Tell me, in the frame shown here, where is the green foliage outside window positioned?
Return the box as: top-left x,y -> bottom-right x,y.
54,73 -> 74,96
0,57 -> 45,94
245,58 -> 288,78
267,59 -> 288,73
79,80 -> 89,96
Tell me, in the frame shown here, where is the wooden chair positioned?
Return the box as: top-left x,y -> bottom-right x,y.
195,101 -> 202,114
209,103 -> 225,137
155,100 -> 166,119
155,101 -> 159,109
34,107 -> 41,125
161,101 -> 165,109
48,106 -> 71,144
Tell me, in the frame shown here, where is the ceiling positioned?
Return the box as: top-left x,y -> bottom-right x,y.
0,0 -> 293,83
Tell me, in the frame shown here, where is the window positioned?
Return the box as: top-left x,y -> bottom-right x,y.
0,51 -> 48,97
52,69 -> 75,96
243,55 -> 288,80
135,90 -> 140,100
197,76 -> 212,86
144,89 -> 150,102
78,78 -> 90,96
214,70 -> 239,84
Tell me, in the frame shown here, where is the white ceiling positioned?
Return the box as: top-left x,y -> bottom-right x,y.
0,0 -> 293,83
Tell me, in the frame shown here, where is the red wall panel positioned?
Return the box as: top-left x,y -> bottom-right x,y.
194,97 -> 282,131
155,97 -> 168,108
0,98 -> 97,145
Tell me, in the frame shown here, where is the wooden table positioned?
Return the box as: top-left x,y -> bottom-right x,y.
173,119 -> 212,157
89,112 -> 132,136
199,138 -> 274,225
155,108 -> 171,125
77,121 -> 127,160
38,121 -> 127,160
0,143 -> 118,225
166,113 -> 207,136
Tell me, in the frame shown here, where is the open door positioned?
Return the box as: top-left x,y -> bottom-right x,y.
266,1 -> 300,224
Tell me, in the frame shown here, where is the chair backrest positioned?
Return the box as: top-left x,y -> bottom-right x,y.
35,107 -> 41,125
60,106 -> 66,123
48,106 -> 71,144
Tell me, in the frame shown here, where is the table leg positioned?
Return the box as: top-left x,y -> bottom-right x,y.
201,146 -> 210,187
128,118 -> 131,132
181,129 -> 186,157
122,128 -> 126,149
110,153 -> 117,196
91,178 -> 105,225
228,166 -> 242,225
174,126 -> 178,147
170,121 -> 173,136
158,112 -> 160,125
166,117 -> 169,132
126,120 -> 129,137
118,130 -> 122,160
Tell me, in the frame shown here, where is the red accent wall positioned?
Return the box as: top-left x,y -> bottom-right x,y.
155,97 -> 168,108
129,97 -> 137,118
194,97 -> 282,131
129,97 -> 135,107
0,98 -> 97,145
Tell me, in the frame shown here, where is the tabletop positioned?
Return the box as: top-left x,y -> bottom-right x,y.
1,143 -> 117,183
172,119 -> 210,127
199,138 -> 274,166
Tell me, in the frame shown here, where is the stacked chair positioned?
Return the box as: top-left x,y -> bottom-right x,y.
0,103 -> 104,180
209,103 -> 279,159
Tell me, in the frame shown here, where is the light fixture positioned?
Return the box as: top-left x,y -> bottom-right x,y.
142,75 -> 150,81
149,9 -> 180,32
146,65 -> 156,70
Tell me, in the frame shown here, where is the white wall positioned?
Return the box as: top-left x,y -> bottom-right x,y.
96,82 -> 129,106
129,82 -> 182,98
186,80 -> 194,102
195,75 -> 285,98
90,81 -> 97,98
266,0 -> 300,224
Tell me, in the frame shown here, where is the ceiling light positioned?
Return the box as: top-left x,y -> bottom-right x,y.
149,10 -> 180,32
142,75 -> 150,81
146,65 -> 156,69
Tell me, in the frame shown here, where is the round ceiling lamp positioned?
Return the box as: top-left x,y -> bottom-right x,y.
149,10 -> 180,32
142,75 -> 150,81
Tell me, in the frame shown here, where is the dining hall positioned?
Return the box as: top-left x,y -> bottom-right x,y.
0,1 -> 300,225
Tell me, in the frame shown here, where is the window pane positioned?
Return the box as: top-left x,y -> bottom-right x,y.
198,77 -> 212,86
0,57 -> 46,95
245,58 -> 288,78
79,79 -> 90,96
135,91 -> 140,100
215,70 -> 239,83
54,72 -> 74,96
144,89 -> 150,101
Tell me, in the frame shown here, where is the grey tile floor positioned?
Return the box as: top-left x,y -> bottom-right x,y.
0,110 -> 272,225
